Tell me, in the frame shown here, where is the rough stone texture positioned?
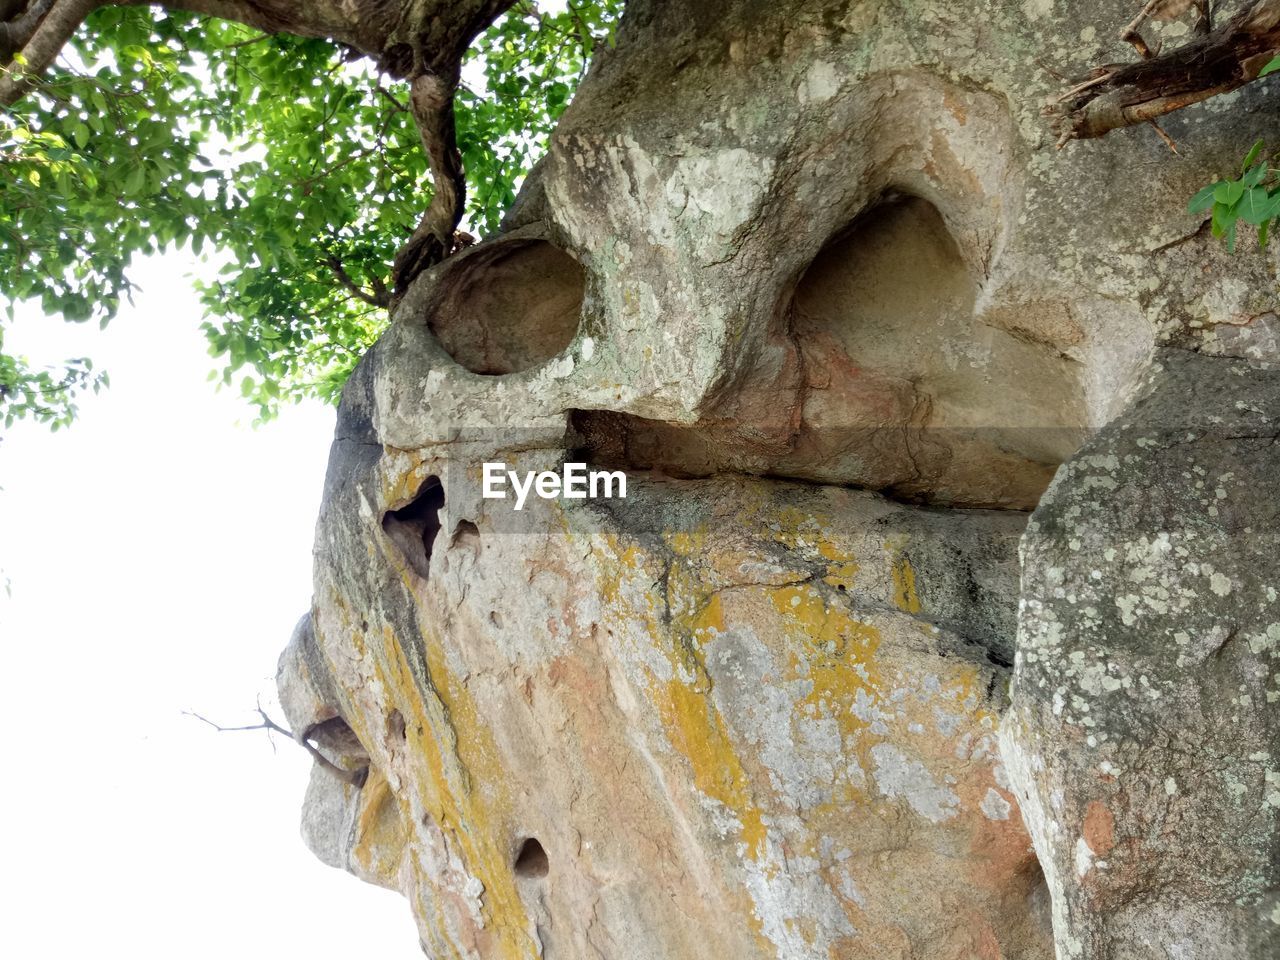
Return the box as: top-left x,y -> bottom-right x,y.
1001,348 -> 1280,959
276,0 -> 1280,957
284,471 -> 1049,958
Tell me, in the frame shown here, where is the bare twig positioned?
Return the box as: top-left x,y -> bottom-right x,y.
375,84 -> 408,113
1120,0 -> 1170,59
186,701 -> 368,787
1147,118 -> 1180,153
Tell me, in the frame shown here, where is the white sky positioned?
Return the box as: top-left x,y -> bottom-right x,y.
0,253 -> 421,958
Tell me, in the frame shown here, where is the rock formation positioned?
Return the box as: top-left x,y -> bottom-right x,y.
276,1 -> 1280,957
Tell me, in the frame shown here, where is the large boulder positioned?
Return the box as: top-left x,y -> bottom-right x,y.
1002,349 -> 1280,959
276,0 -> 1280,956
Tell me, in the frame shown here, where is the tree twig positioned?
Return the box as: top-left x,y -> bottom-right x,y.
1147,117 -> 1180,153
185,702 -> 368,787
324,254 -> 391,308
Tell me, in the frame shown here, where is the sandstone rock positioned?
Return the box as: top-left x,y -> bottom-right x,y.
286,467 -> 1051,958
277,0 -> 1280,956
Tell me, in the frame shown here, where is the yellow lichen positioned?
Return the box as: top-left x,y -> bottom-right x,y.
890,552 -> 922,614
352,767 -> 410,886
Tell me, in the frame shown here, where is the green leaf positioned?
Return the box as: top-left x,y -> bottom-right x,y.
1260,55 -> 1280,78
1242,140 -> 1266,171
1188,181 -> 1224,214
0,0 -> 626,430
1212,201 -> 1238,238
1240,187 -> 1275,226
123,164 -> 147,195
1214,179 -> 1247,206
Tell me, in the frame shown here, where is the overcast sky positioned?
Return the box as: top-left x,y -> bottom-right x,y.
0,252 -> 421,957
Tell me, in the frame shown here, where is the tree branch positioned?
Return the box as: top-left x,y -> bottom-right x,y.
1048,0 -> 1280,147
186,703 -> 369,787
1,0 -> 518,102
325,254 -> 391,308
391,69 -> 467,297
0,0 -> 54,59
0,0 -> 100,106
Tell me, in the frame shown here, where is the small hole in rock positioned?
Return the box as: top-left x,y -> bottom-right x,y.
450,519 -> 482,561
489,610 -> 504,629
387,709 -> 406,741
382,476 -> 445,579
304,716 -> 369,761
514,838 -> 549,879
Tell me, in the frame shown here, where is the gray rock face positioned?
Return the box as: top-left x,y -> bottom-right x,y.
1002,349 -> 1280,959
275,0 -> 1280,956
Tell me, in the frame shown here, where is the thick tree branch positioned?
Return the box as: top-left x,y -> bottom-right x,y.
391,69 -> 467,297
0,0 -> 100,106
0,0 -> 54,59
1048,0 -> 1280,146
1,0 -> 516,100
122,0 -> 515,76
0,0 -> 515,307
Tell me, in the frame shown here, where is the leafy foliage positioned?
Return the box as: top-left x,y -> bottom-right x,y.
1189,136 -> 1280,252
1188,56 -> 1280,252
0,0 -> 622,428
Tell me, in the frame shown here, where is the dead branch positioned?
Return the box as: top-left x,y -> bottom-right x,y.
1048,0 -> 1280,147
186,703 -> 368,787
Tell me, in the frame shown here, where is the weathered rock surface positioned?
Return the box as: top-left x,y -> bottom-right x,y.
284,471 -> 1049,958
1001,349 -> 1280,959
276,0 -> 1280,956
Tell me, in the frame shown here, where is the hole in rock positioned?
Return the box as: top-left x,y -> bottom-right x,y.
514,837 -> 549,878
382,477 -> 445,579
304,716 -> 369,760
572,194 -> 1089,510
450,519 -> 482,560
303,715 -> 371,785
781,193 -> 1088,507
387,709 -> 406,741
427,240 -> 585,375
